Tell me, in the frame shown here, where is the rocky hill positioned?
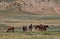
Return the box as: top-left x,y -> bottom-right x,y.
0,0 -> 60,15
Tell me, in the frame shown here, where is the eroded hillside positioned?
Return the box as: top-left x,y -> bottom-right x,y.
0,0 -> 60,15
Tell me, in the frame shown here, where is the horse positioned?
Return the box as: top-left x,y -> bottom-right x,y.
29,24 -> 33,31
34,24 -> 49,31
41,25 -> 49,31
22,26 -> 27,32
34,24 -> 42,30
7,26 -> 15,32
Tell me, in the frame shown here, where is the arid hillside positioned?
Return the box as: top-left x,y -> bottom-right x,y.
0,0 -> 60,26
0,0 -> 60,15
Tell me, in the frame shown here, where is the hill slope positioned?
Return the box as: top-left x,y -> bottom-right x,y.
0,0 -> 60,15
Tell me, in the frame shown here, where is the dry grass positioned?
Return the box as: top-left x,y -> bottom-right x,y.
0,31 -> 60,39
0,19 -> 60,27
0,13 -> 60,27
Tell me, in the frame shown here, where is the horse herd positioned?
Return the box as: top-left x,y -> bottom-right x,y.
7,24 -> 49,32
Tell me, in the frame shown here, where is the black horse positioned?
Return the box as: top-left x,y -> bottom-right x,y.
22,26 -> 27,32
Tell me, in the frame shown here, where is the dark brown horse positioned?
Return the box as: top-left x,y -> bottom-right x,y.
7,26 -> 15,32
22,26 -> 27,32
29,24 -> 33,31
35,24 -> 49,31
35,25 -> 42,30
41,25 -> 49,31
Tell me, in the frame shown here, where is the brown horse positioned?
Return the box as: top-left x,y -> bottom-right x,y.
35,24 -> 49,31
22,26 -> 27,32
41,25 -> 49,31
29,24 -> 33,31
7,26 -> 15,32
35,25 -> 42,31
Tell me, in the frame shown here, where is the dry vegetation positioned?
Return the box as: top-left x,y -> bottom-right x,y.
0,0 -> 60,39
0,0 -> 60,15
0,31 -> 60,39
0,19 -> 60,27
0,13 -> 60,27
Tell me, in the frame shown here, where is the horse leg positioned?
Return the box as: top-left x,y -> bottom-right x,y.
7,29 -> 10,32
12,29 -> 14,32
7,30 -> 9,32
29,28 -> 32,31
35,27 -> 37,30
